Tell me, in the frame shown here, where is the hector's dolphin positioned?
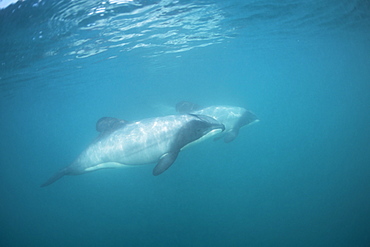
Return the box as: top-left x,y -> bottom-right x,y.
176,101 -> 259,143
41,114 -> 224,187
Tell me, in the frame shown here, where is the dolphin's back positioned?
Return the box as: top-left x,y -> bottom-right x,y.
75,115 -> 186,168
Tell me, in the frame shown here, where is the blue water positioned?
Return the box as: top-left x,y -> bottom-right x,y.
1,0 -> 370,246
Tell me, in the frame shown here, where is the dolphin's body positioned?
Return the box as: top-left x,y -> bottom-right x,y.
41,114 -> 224,187
176,101 -> 259,143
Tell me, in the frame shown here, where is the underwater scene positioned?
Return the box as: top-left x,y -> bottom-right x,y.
1,0 -> 370,246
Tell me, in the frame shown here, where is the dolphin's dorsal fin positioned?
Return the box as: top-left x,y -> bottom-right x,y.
175,101 -> 202,114
96,117 -> 128,132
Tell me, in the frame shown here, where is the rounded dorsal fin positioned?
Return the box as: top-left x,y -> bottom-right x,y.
96,117 -> 127,132
175,101 -> 202,114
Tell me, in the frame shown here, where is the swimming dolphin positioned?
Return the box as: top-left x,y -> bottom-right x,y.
176,101 -> 259,143
41,114 -> 224,187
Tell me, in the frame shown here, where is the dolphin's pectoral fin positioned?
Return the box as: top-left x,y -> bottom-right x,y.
153,151 -> 179,176
213,134 -> 224,142
40,168 -> 68,187
223,130 -> 239,143
213,129 -> 238,143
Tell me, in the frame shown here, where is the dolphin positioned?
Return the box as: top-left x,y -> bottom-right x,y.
41,114 -> 224,187
176,101 -> 259,143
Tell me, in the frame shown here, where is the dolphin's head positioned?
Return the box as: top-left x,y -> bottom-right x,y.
190,114 -> 225,134
239,110 -> 259,128
175,114 -> 225,149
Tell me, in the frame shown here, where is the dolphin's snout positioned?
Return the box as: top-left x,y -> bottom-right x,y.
205,116 -> 225,132
213,122 -> 225,132
206,119 -> 225,133
194,114 -> 225,132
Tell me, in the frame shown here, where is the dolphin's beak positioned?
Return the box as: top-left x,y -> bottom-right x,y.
205,116 -> 225,132
191,114 -> 225,133
217,123 -> 225,132
210,122 -> 225,132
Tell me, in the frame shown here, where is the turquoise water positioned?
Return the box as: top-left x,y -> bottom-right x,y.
1,0 -> 370,246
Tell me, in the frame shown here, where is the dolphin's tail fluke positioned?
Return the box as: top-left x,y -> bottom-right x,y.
40,168 -> 68,187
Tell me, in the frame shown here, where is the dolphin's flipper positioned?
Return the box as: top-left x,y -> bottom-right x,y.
213,135 -> 223,142
223,130 -> 239,143
221,111 -> 259,143
40,168 -> 68,187
96,117 -> 127,132
153,151 -> 179,176
175,101 -> 202,114
213,111 -> 258,143
213,129 -> 239,143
